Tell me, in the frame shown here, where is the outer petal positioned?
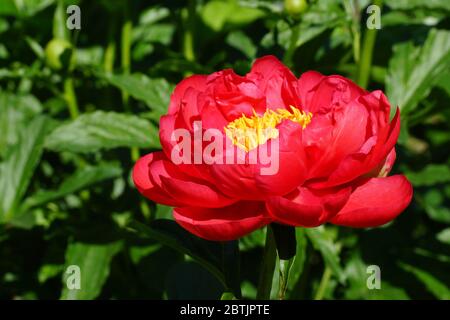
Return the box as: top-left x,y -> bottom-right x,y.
305,99 -> 369,179
247,55 -> 300,109
310,107 -> 401,188
132,152 -> 235,208
330,175 -> 413,227
133,152 -> 181,206
173,201 -> 272,241
307,74 -> 366,114
266,186 -> 351,227
297,71 -> 325,109
168,74 -> 207,115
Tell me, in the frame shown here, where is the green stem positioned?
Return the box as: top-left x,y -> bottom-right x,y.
119,2 -> 141,171
314,266 -> 332,300
352,27 -> 360,64
256,226 -> 277,299
271,223 -> 297,300
278,257 -> 295,300
182,0 -> 196,62
104,17 -> 116,73
121,3 -> 132,106
283,21 -> 300,68
64,77 -> 79,119
356,0 -> 383,88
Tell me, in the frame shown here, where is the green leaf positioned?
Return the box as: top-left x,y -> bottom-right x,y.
274,1 -> 346,51
61,241 -> 123,300
406,164 -> 450,186
399,262 -> 450,299
287,228 -> 308,297
0,92 -> 43,157
127,220 -> 228,289
45,111 -> 159,153
387,0 -> 450,11
0,116 -> 49,222
0,0 -> 55,17
305,227 -> 346,284
386,29 -> 450,115
436,72 -> 450,97
436,228 -> 450,245
38,264 -> 64,284
220,292 -> 236,300
344,252 -> 409,300
138,6 -> 170,25
226,31 -> 257,59
422,189 -> 450,224
133,23 -> 175,46
102,73 -> 174,120
21,163 -> 122,210
201,0 -> 264,32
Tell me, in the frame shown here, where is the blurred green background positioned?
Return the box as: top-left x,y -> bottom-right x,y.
0,0 -> 449,300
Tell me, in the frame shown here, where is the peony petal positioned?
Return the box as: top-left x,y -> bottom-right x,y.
297,71 -> 325,110
168,74 -> 207,114
173,201 -> 272,241
133,152 -> 234,208
247,55 -> 299,109
208,120 -> 308,200
160,176 -> 236,208
266,186 -> 351,227
132,152 -> 182,206
305,99 -> 369,179
330,175 -> 413,228
307,102 -> 401,189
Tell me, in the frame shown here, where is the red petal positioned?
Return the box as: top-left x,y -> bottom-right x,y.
247,55 -> 299,109
330,175 -> 413,227
168,74 -> 207,114
297,71 -> 325,110
132,152 -> 181,206
133,152 -> 234,208
308,103 -> 401,189
266,186 -> 351,227
307,75 -> 366,114
306,99 -> 369,179
208,120 -> 307,200
173,201 -> 272,241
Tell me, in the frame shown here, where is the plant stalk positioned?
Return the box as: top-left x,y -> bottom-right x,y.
256,226 -> 277,299
64,77 -> 79,119
356,0 -> 383,88
283,22 -> 300,68
121,2 -> 132,107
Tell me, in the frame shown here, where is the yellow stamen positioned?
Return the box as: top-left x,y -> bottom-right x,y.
224,106 -> 312,152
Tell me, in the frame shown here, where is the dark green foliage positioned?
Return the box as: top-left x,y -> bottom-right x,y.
0,0 -> 449,300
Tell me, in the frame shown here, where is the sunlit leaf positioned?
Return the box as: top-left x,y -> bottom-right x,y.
399,262 -> 450,299
45,111 -> 160,153
386,29 -> 450,115
61,241 -> 123,300
22,163 -> 122,210
0,116 -> 49,222
305,227 -> 346,284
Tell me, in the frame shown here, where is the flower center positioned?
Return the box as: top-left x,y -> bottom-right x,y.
224,106 -> 312,152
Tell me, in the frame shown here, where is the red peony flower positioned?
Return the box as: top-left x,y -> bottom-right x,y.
133,56 -> 413,241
